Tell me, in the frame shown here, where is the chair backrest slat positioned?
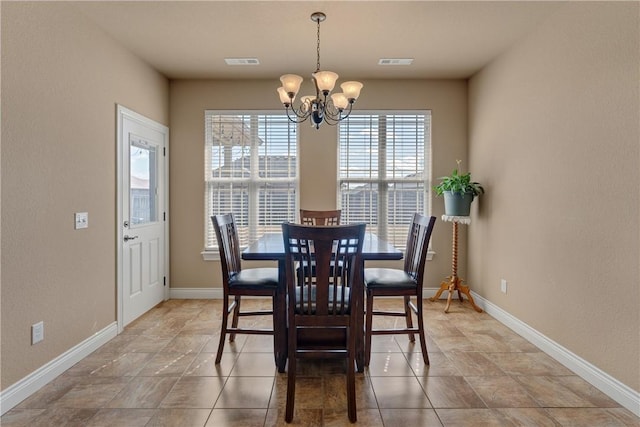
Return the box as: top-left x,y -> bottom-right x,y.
300,209 -> 342,226
212,213 -> 242,290
403,213 -> 437,284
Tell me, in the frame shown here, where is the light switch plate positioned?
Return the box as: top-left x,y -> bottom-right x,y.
32,321 -> 44,344
75,212 -> 88,229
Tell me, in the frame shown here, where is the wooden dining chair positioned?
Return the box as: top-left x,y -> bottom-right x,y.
364,213 -> 436,366
299,209 -> 341,226
282,222 -> 366,423
298,209 -> 343,279
212,213 -> 279,364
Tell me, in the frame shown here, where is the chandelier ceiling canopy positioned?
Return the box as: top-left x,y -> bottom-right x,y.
277,12 -> 363,129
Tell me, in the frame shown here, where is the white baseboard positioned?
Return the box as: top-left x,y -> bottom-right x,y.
169,287 -> 223,299
423,287 -> 444,299
0,322 -> 118,416
471,292 -> 640,418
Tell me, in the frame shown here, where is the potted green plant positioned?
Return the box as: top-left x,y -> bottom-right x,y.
434,160 -> 484,216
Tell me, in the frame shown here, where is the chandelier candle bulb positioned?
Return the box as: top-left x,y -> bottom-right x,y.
312,71 -> 339,93
280,74 -> 303,97
331,93 -> 349,110
277,87 -> 292,105
277,11 -> 363,129
341,81 -> 364,101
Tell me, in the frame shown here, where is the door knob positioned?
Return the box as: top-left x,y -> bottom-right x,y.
124,235 -> 139,242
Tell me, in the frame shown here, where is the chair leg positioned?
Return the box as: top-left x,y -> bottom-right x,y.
364,289 -> 374,367
347,334 -> 357,422
271,294 -> 279,368
215,296 -> 230,364
229,295 -> 241,342
404,295 -> 415,342
416,297 -> 429,366
285,356 -> 296,423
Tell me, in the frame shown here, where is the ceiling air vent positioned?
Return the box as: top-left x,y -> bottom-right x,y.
225,58 -> 260,65
378,58 -> 413,66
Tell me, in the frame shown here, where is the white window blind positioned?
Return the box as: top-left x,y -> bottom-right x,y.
205,112 -> 298,251
338,112 -> 431,250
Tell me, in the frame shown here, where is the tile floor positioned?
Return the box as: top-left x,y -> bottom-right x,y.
2,298 -> 639,426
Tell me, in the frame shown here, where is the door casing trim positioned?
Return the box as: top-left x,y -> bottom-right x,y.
116,104 -> 170,333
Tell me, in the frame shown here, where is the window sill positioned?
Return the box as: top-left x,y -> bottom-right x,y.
427,250 -> 435,261
201,250 -> 220,261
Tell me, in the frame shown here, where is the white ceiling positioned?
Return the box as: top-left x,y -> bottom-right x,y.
73,1 -> 562,80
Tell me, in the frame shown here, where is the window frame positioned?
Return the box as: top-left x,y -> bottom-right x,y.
337,110 -> 432,252
202,110 -> 299,260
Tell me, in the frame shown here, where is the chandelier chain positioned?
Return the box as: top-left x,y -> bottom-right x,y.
316,16 -> 321,72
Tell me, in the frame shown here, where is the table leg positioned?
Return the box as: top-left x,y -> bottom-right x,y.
275,259 -> 288,373
355,259 -> 365,373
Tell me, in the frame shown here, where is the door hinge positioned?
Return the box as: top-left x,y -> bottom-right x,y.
163,212 -> 166,221
163,147 -> 166,156
163,276 -> 166,287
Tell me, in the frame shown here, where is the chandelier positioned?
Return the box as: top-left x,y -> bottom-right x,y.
277,12 -> 363,129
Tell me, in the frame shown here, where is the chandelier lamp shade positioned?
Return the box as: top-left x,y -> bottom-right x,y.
277,12 -> 363,129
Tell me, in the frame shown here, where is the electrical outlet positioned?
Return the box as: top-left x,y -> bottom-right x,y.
32,321 -> 44,344
500,279 -> 508,294
74,212 -> 88,229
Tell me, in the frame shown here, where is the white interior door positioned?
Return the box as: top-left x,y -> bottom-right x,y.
117,105 -> 169,329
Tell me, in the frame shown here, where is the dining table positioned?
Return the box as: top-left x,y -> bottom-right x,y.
242,231 -> 403,373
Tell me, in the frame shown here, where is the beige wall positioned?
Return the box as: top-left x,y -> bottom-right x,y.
1,2 -> 169,388
169,79 -> 468,288
468,2 -> 639,391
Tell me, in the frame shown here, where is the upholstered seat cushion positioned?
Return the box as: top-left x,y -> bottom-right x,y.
229,267 -> 279,289
364,268 -> 417,290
